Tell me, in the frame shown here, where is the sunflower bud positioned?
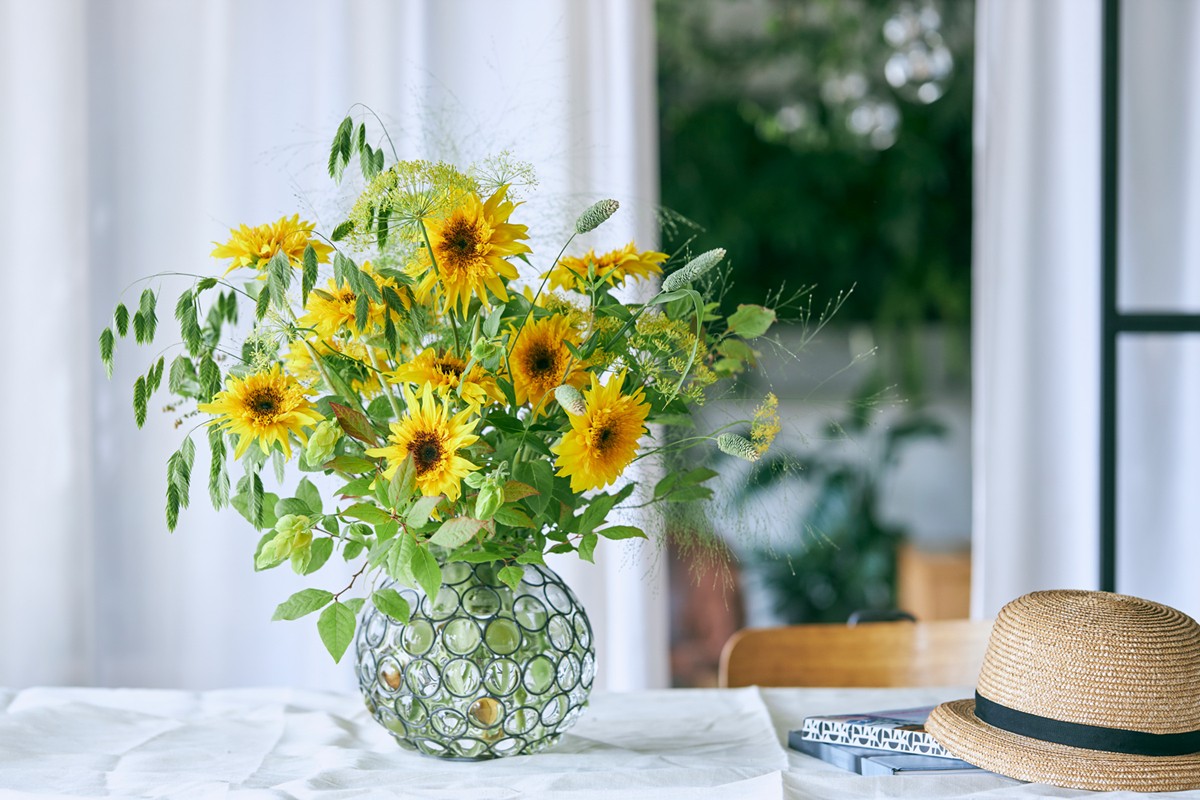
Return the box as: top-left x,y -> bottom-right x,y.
305,420 -> 342,465
554,385 -> 587,416
575,198 -> 620,234
475,479 -> 505,520
716,433 -> 760,462
661,248 -> 726,292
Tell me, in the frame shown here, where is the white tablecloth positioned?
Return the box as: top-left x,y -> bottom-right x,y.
0,686 -> 1197,799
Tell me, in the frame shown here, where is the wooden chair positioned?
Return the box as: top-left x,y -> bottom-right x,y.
718,618 -> 992,688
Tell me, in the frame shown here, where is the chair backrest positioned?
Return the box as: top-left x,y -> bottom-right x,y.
718,619 -> 992,688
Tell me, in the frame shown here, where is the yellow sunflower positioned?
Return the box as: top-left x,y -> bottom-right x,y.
365,385 -> 480,501
285,338 -> 385,399
389,348 -> 504,410
508,314 -> 587,415
211,214 -> 333,275
552,371 -> 651,492
543,242 -> 667,292
198,364 -> 324,460
299,262 -> 409,339
411,185 -> 531,316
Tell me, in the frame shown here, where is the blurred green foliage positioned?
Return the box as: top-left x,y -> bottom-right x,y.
657,0 -> 974,325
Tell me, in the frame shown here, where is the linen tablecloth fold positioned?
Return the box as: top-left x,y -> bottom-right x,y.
0,687 -> 788,798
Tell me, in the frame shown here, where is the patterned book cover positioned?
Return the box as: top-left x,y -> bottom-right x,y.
797,706 -> 955,758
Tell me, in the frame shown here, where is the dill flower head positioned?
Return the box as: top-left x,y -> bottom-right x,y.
552,371 -> 651,492
751,393 -> 781,456
347,160 -> 478,247
508,314 -> 587,415
389,347 -> 504,410
365,385 -> 480,501
544,242 -> 667,292
198,364 -> 324,460
211,214 -> 332,275
411,185 -> 531,316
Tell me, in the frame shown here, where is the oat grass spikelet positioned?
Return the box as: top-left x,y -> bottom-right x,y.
509,314 -> 587,415
389,347 -> 504,410
365,385 -> 480,501
553,371 -> 650,492
198,364 -> 324,460
414,185 -> 531,316
211,214 -> 332,275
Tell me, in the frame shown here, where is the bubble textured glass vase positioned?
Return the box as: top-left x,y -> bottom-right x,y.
356,561 -> 595,760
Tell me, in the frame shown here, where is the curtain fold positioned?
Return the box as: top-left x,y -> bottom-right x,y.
973,0 -> 1200,620
0,0 -> 664,691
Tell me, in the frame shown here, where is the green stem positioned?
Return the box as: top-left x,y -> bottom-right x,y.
367,346 -> 403,419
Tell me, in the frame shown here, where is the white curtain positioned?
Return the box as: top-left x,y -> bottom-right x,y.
973,0 -> 1200,620
0,0 -> 665,691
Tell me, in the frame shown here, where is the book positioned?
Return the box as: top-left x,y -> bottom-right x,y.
788,732 -> 986,776
797,706 -> 954,758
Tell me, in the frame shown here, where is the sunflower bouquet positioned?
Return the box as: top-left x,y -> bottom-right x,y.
98,116 -> 780,662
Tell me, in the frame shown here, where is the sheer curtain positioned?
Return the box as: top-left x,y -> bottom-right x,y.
973,0 -> 1200,620
0,0 -> 665,691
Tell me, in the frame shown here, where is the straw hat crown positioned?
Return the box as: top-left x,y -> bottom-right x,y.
977,590 -> 1200,733
928,590 -> 1200,792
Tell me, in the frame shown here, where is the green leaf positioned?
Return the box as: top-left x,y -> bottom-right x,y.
578,483 -> 635,535
331,220 -> 354,241
385,532 -> 416,583
330,402 -> 379,444
406,495 -> 442,528
343,540 -> 365,560
113,304 -> 129,337
302,244 -> 318,302
133,375 -> 148,427
597,524 -> 647,540
275,497 -> 313,517
429,517 -> 486,549
343,502 -> 392,525
323,455 -> 376,473
578,532 -> 598,563
502,481 -> 538,502
372,588 -> 411,623
272,588 -> 333,620
302,537 -> 334,575
497,565 -> 524,592
317,602 -> 356,662
99,328 -> 115,378
494,505 -> 534,528
296,477 -> 322,514
411,546 -> 442,603
515,550 -> 545,565
255,285 -> 270,320
653,472 -> 679,500
517,460 -> 554,516
727,304 -> 776,339
337,476 -> 373,497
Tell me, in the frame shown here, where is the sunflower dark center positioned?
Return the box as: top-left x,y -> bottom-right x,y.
435,357 -> 465,379
438,217 -> 483,274
408,432 -> 444,476
595,426 -> 615,450
525,342 -> 558,377
245,387 -> 283,418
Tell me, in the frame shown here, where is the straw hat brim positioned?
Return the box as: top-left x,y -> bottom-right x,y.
928,699 -> 1200,793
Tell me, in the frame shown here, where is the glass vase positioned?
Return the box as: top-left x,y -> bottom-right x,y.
355,560 -> 596,760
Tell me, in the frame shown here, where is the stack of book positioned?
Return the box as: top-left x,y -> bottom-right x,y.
789,707 -> 988,776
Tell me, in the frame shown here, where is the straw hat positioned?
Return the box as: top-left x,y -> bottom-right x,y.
927,590 -> 1200,792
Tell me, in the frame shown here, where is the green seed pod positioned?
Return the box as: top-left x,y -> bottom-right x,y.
554,385 -> 587,416
662,248 -> 726,292
716,432 -> 760,462
575,198 -> 620,234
